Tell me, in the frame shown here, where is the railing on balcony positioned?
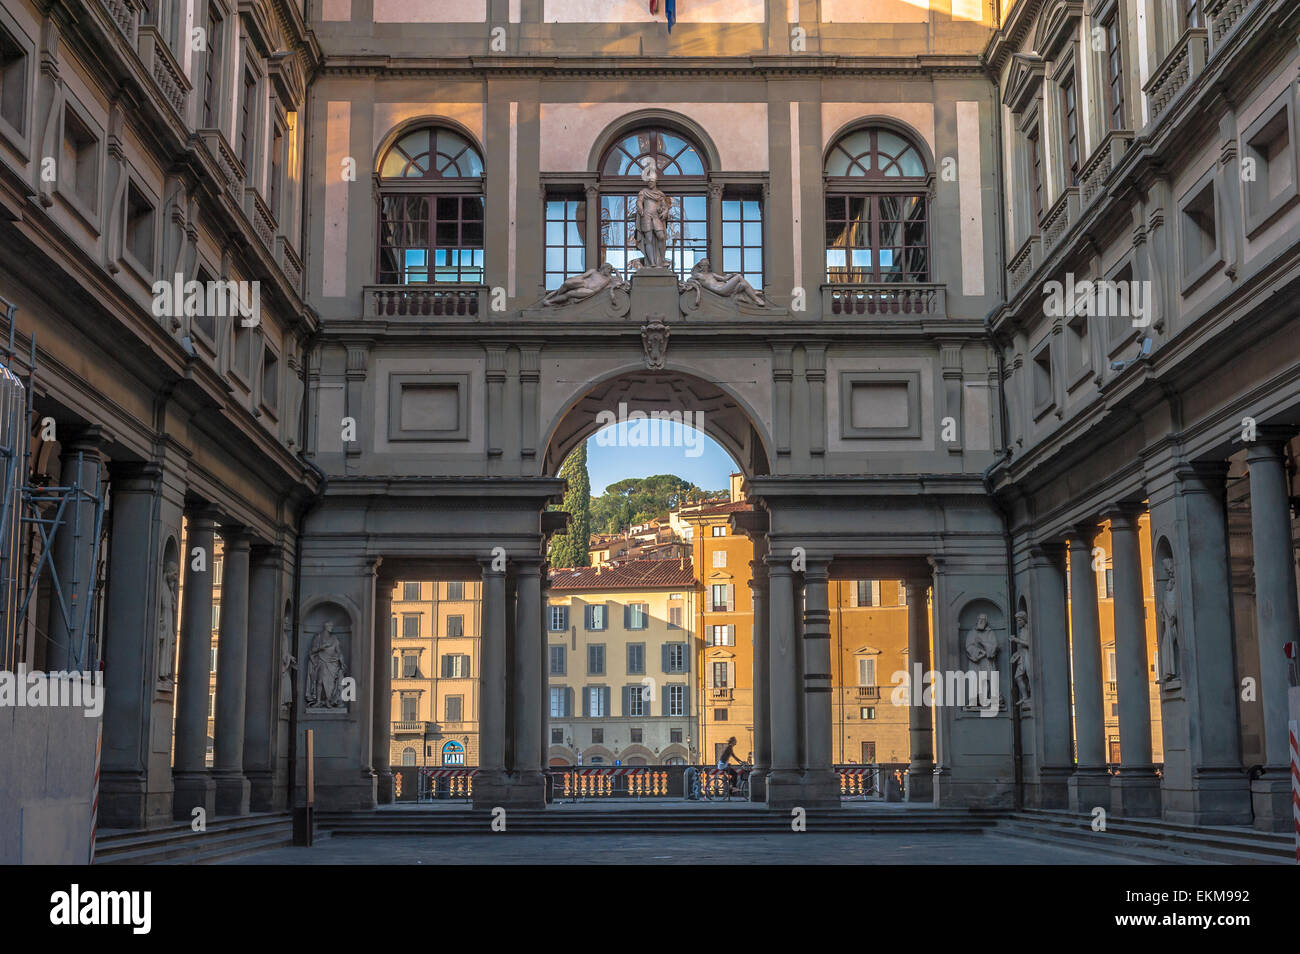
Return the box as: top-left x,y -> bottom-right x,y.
392,720 -> 430,734
365,285 -> 485,318
1007,234 -> 1040,298
709,687 -> 734,701
855,686 -> 881,701
1078,130 -> 1134,209
275,236 -> 303,295
245,189 -> 276,250
101,0 -> 140,42
1040,187 -> 1078,255
136,26 -> 190,120
195,129 -> 245,195
824,283 -> 946,317
1145,29 -> 1209,123
1206,0 -> 1255,49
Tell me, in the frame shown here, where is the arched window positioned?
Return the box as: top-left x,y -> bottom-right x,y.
596,126 -> 709,282
401,747 -> 416,766
825,127 -> 930,284
377,125 -> 485,285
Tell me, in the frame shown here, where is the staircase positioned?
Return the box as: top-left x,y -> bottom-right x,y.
992,808 -> 1294,865
317,806 -> 1002,836
94,812 -> 293,865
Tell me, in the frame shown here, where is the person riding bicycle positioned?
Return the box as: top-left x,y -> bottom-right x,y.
716,737 -> 744,793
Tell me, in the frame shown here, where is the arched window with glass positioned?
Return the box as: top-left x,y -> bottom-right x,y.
824,126 -> 931,284
377,125 -> 485,285
597,126 -> 709,282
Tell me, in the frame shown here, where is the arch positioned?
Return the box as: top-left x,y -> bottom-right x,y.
581,744 -> 617,763
585,109 -> 723,177
372,115 -> 486,179
822,116 -> 936,180
547,746 -> 577,766
540,364 -> 774,479
400,747 -> 416,766
615,743 -> 656,764
658,743 -> 689,764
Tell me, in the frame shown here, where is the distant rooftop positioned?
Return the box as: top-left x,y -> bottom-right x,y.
547,558 -> 695,590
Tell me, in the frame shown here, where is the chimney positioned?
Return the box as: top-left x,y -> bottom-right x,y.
679,555 -> 685,570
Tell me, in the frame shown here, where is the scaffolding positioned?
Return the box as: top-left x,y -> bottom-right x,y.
0,297 -> 107,673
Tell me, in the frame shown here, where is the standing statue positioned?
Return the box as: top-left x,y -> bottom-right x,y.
965,613 -> 999,680
280,650 -> 297,708
1159,557 -> 1180,681
634,162 -> 671,269
156,562 -> 180,684
305,621 -> 348,708
681,258 -> 769,307
1010,611 -> 1032,703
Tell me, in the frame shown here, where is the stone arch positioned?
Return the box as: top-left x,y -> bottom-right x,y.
585,108 -> 723,176
540,363 -> 774,479
821,115 -> 938,179
581,744 -> 617,764
372,115 -> 487,179
547,746 -> 577,766
615,743 -> 656,764
657,743 -> 689,764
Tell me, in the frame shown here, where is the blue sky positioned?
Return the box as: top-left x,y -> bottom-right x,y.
584,422 -> 737,495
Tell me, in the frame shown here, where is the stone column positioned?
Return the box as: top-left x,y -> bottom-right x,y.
212,525 -> 252,816
243,547 -> 282,811
511,558 -> 545,805
799,558 -> 839,806
473,559 -> 508,807
173,507 -> 219,819
1245,434 -> 1300,830
45,427 -> 105,670
1067,524 -> 1110,811
1103,507 -> 1160,817
748,560 -> 771,801
904,577 -> 935,801
765,558 -> 801,807
372,575 -> 394,805
1026,543 -> 1072,808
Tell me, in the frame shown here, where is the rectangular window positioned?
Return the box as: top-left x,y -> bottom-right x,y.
712,661 -> 729,688
209,647 -> 217,673
447,581 -> 464,600
1061,73 -> 1080,187
211,603 -> 220,632
1183,0 -> 1202,29
208,692 -> 214,718
711,525 -> 726,537
667,684 -> 686,717
667,606 -> 682,629
441,654 -> 470,678
666,643 -> 687,674
401,695 -> 418,721
549,605 -> 569,632
587,643 -> 605,676
549,686 -> 570,718
670,728 -> 683,744
858,657 -> 876,687
825,193 -> 928,283
445,695 -> 463,722
862,741 -> 876,762
1028,125 -> 1043,224
627,643 -> 645,674
861,706 -> 877,720
125,181 -> 155,271
549,644 -> 566,675
630,728 -> 643,744
1105,16 -> 1126,131
403,581 -> 420,601
446,615 -> 463,638
712,549 -> 727,568
586,604 -> 607,631
591,728 -> 603,744
0,23 -> 29,135
378,195 -> 485,284
213,556 -> 223,585
269,123 -> 284,219
625,603 -> 648,630
551,728 -> 564,744
710,584 -> 730,612
720,196 -> 763,289
401,614 -> 419,638
202,10 -> 223,128
261,346 -> 279,415
391,654 -> 398,679
1104,567 -> 1114,598
239,70 -> 256,173
586,686 -> 607,718
714,708 -> 729,721
544,195 -> 587,291
401,654 -> 418,678
709,625 -> 734,646
627,685 -> 645,717
61,106 -> 99,210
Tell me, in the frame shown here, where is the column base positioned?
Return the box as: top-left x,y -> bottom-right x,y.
172,771 -> 216,822
1110,767 -> 1161,818
933,772 -> 1016,809
309,772 -> 377,811
100,771 -> 174,830
748,769 -> 767,803
471,770 -> 546,810
765,770 -> 840,809
1029,766 -> 1072,809
213,771 -> 251,817
1067,768 -> 1112,813
376,769 -> 395,806
905,763 -> 935,803
1250,769 -> 1293,832
1159,768 -> 1252,827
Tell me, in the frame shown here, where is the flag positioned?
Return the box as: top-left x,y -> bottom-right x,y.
649,0 -> 658,12
666,0 -> 676,32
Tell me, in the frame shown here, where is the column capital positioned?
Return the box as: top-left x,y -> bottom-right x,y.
219,523 -> 252,548
1171,460 -> 1230,493
61,423 -> 110,454
514,557 -> 545,577
902,576 -> 931,596
1067,522 -> 1101,548
1244,428 -> 1295,458
1099,503 -> 1144,530
478,556 -> 507,576
764,554 -> 794,576
802,557 -> 830,581
184,502 -> 222,527
1027,540 -> 1067,562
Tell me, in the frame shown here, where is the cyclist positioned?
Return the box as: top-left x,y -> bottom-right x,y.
716,736 -> 744,794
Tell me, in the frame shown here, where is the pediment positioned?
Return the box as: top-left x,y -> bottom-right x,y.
853,645 -> 882,656
1036,1 -> 1084,61
708,649 -> 736,660
1003,53 -> 1047,114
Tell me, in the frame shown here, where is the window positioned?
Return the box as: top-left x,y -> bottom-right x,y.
630,728 -> 643,743
208,692 -> 214,718
209,647 -> 217,673
862,741 -> 876,762
261,346 -> 278,415
711,525 -> 726,537
401,614 -> 419,638
447,581 -> 464,600
587,643 -> 606,676
551,728 -> 564,744
549,645 -> 567,675
625,603 -> 648,630
712,549 -> 727,568
1028,125 -> 1043,225
549,605 -> 569,632
239,69 -> 257,173
597,125 -> 708,281
861,707 -> 877,720
584,686 -> 609,717
549,686 -> 571,718
377,126 -> 485,284
202,9 -> 223,129
446,615 -> 463,638
711,661 -> 729,688
445,695 -> 463,722
667,606 -> 682,629
1104,15 -> 1126,132
667,684 -> 686,717
401,747 -> 416,766
825,127 -> 929,283
1032,342 -> 1054,412
1104,567 -> 1114,598
665,643 -> 687,673
403,582 -> 420,601
1183,0 -> 1202,29
670,728 -> 683,744
544,194 -> 586,290
61,106 -> 99,210
710,584 -> 732,612
192,266 -> 217,343
1180,175 -> 1221,291
401,654 -> 419,678
211,603 -> 220,632
591,728 -> 603,744
626,685 -> 646,717
269,123 -> 284,219
709,625 -> 734,646
391,654 -> 398,679
1242,89 -> 1299,236
232,318 -> 253,381
858,657 -> 876,687
855,580 -> 875,607
401,695 -> 418,721
0,21 -> 28,136
627,643 -> 645,674
585,604 -> 607,631
441,654 -> 470,678
721,196 -> 763,289
213,557 -> 223,584
1060,72 -> 1081,187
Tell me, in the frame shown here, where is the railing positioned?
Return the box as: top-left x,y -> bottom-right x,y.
553,767 -> 675,800
824,283 -> 946,317
1145,29 -> 1209,123
1040,187 -> 1078,254
837,765 -> 881,798
1078,130 -> 1134,209
100,0 -> 140,41
1205,0 -> 1254,49
245,188 -> 276,250
365,285 -> 485,318
196,129 -> 245,195
1008,235 -> 1040,297
275,236 -> 303,295
392,720 -> 429,734
136,26 -> 190,120
855,686 -> 881,701
709,687 -> 734,701
417,767 -> 476,800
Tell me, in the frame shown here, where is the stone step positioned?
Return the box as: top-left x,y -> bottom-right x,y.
996,813 -> 1291,865
95,813 -> 293,865
1012,808 -> 1293,859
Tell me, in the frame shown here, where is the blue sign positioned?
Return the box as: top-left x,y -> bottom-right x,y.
442,740 -> 465,765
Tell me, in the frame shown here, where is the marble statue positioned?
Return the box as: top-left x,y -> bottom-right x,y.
1159,557 -> 1180,681
305,622 -> 347,708
965,613 -> 998,679
1010,611 -> 1032,702
541,262 -> 627,307
156,562 -> 179,684
280,649 -> 297,708
634,163 -> 671,268
682,258 -> 769,307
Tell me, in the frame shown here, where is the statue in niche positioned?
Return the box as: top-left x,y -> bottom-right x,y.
280,649 -> 297,709
305,621 -> 348,708
1010,611 -> 1032,703
1159,557 -> 1180,681
156,561 -> 180,684
681,258 -> 769,308
634,162 -> 671,269
541,263 -> 627,307
965,613 -> 999,680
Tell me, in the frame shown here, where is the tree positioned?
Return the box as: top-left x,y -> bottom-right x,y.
588,474 -> 725,535
550,441 -> 592,567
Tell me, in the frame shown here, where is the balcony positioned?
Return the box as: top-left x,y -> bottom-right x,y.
1040,187 -> 1078,256
824,283 -> 946,317
195,129 -> 245,197
136,26 -> 190,120
1145,29 -> 1209,124
856,686 -> 881,701
244,188 -> 276,251
1206,0 -> 1255,49
1078,130 -> 1134,210
100,0 -> 141,42
709,688 -> 734,701
1007,234 -> 1040,298
392,721 -> 431,735
365,285 -> 485,318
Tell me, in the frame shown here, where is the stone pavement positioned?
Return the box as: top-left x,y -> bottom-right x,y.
222,830 -> 1149,865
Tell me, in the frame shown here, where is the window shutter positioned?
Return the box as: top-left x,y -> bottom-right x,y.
848,581 -> 858,607
624,604 -> 631,629
661,689 -> 669,717
727,584 -> 735,612
681,688 -> 690,718
728,624 -> 735,644
565,687 -> 573,718
582,687 -> 590,717
601,686 -> 610,717
602,601 -> 610,630
661,643 -> 670,673
584,605 -> 591,630
622,685 -> 631,716
680,643 -> 690,672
